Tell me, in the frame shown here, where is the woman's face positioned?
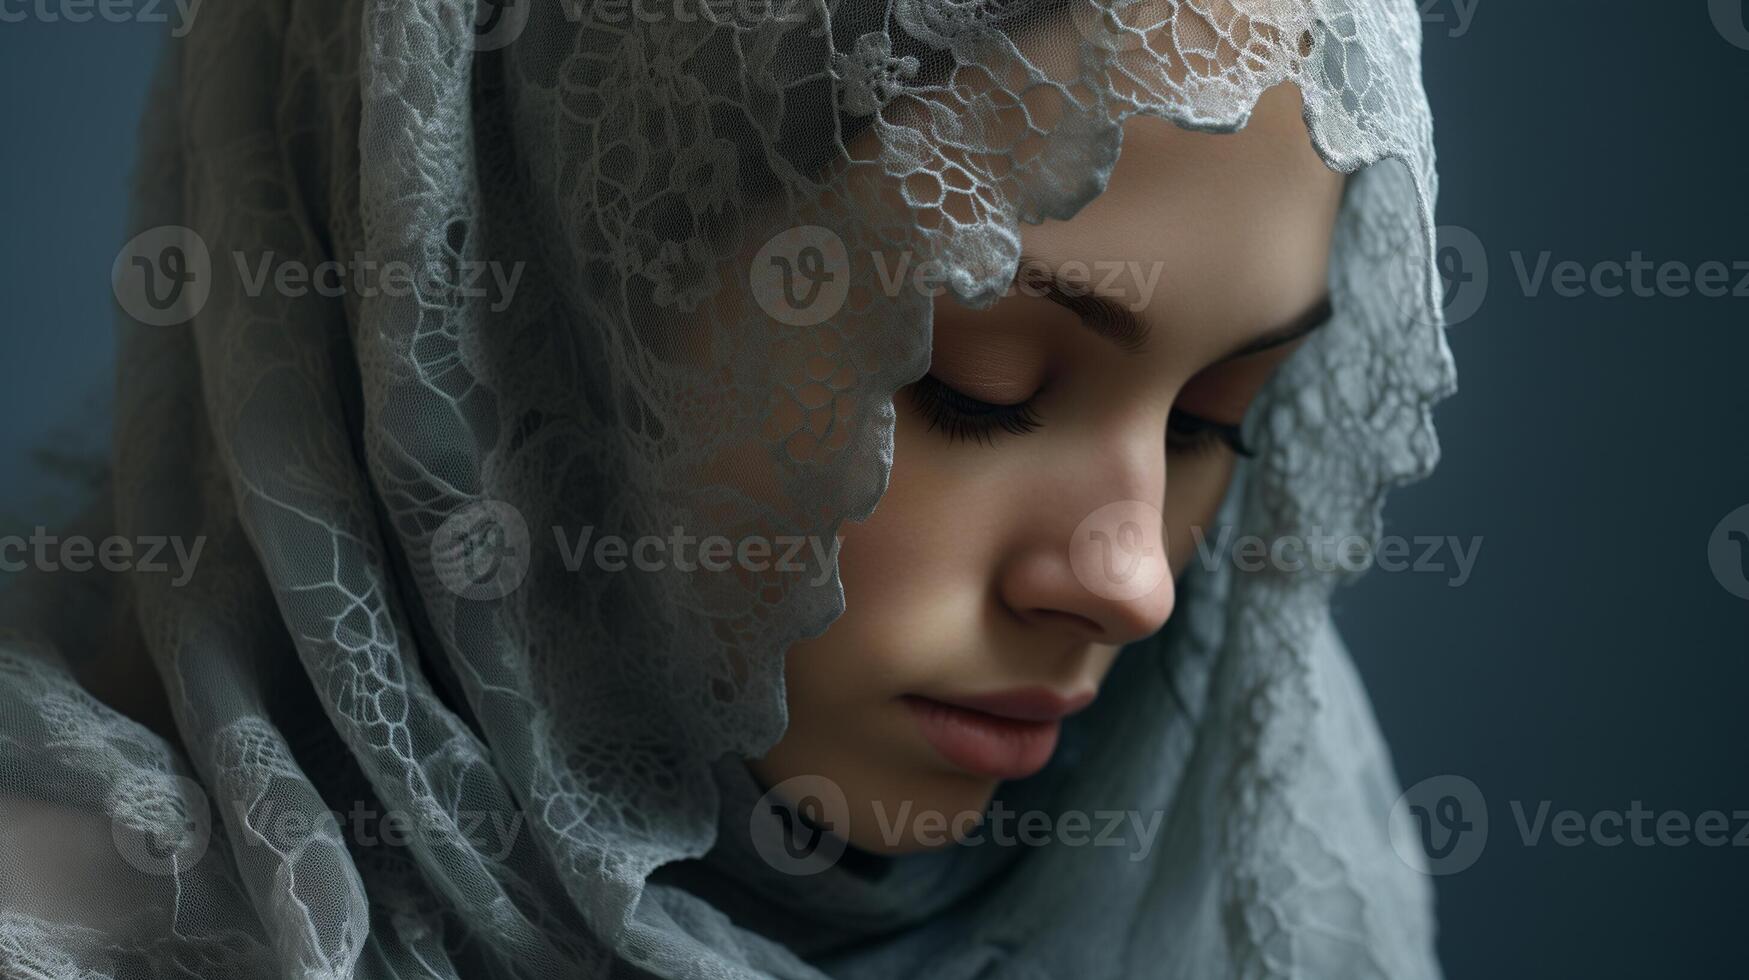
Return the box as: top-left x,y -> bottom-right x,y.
749,83 -> 1344,853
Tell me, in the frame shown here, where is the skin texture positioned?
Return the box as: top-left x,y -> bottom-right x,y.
749,82 -> 1346,853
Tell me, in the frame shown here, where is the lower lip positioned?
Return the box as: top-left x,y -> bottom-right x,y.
900,695 -> 1063,781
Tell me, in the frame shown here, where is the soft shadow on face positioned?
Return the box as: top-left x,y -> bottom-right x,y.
750,81 -> 1345,855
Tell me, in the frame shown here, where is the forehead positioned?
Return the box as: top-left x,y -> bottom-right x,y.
828,4 -> 1341,362
1014,83 -> 1343,360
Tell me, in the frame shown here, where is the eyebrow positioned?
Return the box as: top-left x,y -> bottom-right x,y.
1016,258 -> 1151,353
1015,255 -> 1334,362
1217,294 -> 1335,362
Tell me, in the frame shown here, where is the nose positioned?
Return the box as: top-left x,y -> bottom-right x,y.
996,464 -> 1177,648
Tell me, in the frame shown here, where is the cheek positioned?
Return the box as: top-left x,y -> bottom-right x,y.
783,406 -> 990,701
1165,452 -> 1238,575
785,402 -> 1240,702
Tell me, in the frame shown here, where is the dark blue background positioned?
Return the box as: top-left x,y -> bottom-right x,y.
2,4 -> 1745,977
1341,4 -> 1749,978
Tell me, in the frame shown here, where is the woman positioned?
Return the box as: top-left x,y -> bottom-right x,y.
0,0 -> 1454,977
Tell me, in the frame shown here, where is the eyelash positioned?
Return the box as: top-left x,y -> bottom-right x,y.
905,374 -> 1254,457
907,374 -> 1044,445
1166,410 -> 1256,459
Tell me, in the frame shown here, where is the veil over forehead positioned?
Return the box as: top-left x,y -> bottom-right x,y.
0,1 -> 1452,977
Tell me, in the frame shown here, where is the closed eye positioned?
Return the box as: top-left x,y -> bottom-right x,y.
1167,410 -> 1253,458
905,374 -> 1043,445
907,374 -> 1254,459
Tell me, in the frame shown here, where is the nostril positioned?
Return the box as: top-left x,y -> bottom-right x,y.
1029,607 -> 1106,637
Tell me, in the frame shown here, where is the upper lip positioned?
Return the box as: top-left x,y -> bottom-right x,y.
918,686 -> 1098,723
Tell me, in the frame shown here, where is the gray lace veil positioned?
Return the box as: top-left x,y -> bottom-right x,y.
0,0 -> 1454,976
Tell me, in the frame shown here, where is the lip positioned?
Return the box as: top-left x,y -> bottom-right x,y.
900,687 -> 1096,781
928,687 -> 1097,723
